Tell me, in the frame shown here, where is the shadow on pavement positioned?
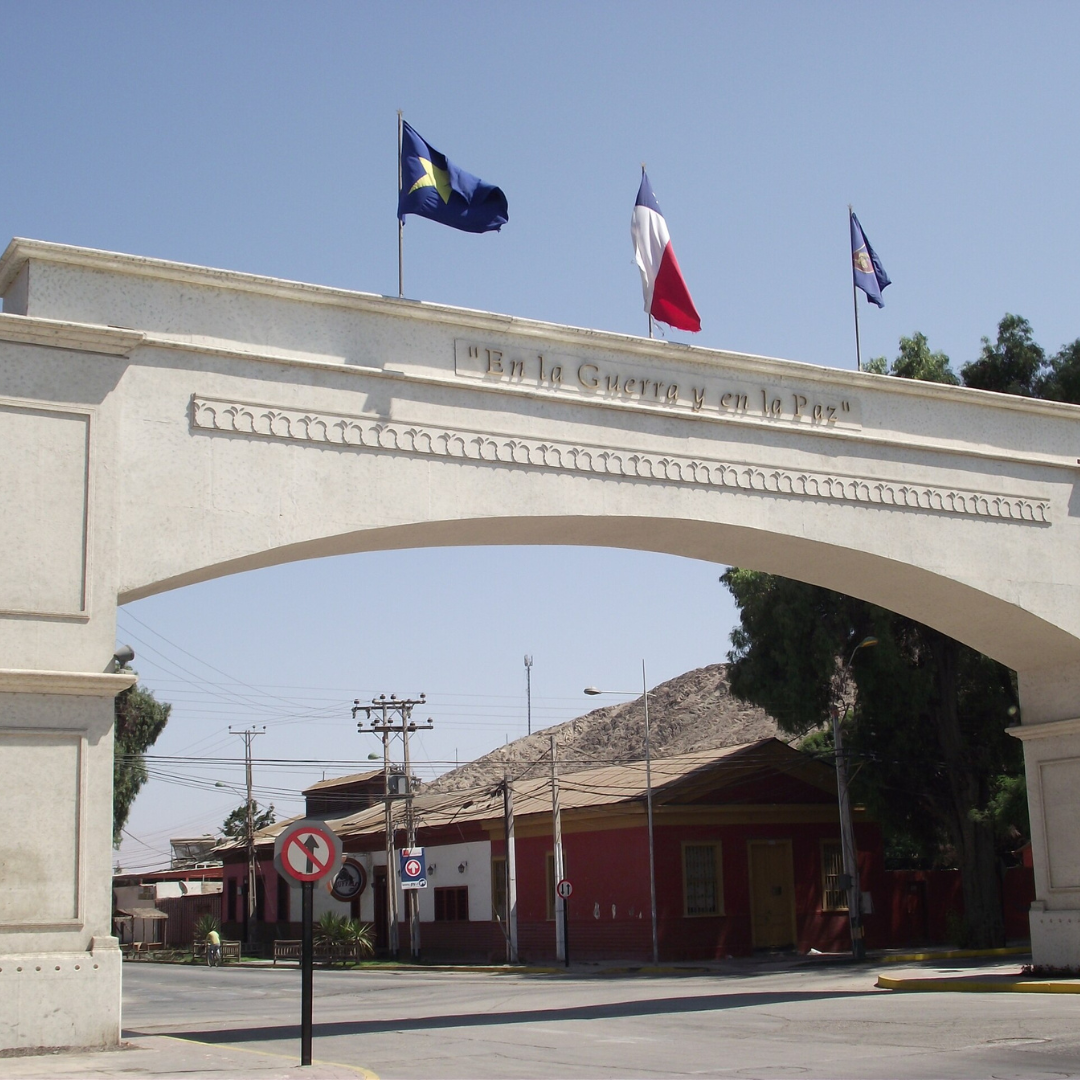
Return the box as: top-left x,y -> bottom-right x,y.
137,987 -> 878,1044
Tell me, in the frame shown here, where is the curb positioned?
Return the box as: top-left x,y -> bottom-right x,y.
877,945 -> 1030,964
877,974 -> 1080,994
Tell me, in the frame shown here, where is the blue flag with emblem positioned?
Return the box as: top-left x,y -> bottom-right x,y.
397,121 -> 508,234
850,211 -> 891,308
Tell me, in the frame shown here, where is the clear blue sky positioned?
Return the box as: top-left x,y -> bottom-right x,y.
3,3 -> 1078,870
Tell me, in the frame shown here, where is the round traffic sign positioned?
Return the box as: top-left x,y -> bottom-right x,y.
273,819 -> 342,884
556,879 -> 572,899
330,858 -> 367,901
404,858 -> 422,878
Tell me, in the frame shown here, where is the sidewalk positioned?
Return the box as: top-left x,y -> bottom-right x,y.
0,1035 -> 377,1079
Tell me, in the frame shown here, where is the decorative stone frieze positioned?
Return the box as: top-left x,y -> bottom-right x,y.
190,396 -> 1051,524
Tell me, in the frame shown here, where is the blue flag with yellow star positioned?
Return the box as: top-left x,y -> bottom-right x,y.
397,121 -> 508,233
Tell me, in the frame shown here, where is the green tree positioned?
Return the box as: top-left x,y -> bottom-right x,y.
960,314 -> 1045,396
866,332 -> 959,384
1036,338 -> 1080,405
221,801 -> 276,841
723,326 -> 1039,947
723,570 -> 1023,947
113,679 -> 171,844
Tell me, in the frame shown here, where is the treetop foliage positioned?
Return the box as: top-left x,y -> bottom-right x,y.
113,676 -> 171,844
868,314 -> 1080,405
222,801 -> 276,841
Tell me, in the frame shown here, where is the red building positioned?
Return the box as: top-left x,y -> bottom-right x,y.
224,739 -> 893,961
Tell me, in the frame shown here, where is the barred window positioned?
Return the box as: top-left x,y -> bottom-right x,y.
434,886 -> 469,921
821,841 -> 848,911
683,843 -> 722,916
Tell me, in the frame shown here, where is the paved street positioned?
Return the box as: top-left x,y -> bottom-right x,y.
8,960 -> 1080,1079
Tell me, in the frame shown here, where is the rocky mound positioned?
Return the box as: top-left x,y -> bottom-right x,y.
425,663 -> 778,793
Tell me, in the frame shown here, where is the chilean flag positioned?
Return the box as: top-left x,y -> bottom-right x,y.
631,170 -> 701,333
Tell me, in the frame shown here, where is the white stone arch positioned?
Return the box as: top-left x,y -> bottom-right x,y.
2,238 -> 1080,1048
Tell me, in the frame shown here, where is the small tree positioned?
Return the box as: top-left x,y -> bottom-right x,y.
315,912 -> 374,962
221,801 -> 276,841
194,913 -> 220,940
113,678 -> 171,844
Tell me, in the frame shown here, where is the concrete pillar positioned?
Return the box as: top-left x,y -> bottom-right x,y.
1015,666 -> 1080,969
0,670 -> 134,1050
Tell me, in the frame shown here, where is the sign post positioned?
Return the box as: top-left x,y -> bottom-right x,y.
556,879 -> 572,968
274,820 -> 343,1067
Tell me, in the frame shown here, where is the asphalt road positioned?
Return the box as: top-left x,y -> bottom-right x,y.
118,961 -> 1080,1079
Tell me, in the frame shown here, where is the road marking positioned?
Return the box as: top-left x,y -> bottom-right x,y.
156,1033 -> 380,1077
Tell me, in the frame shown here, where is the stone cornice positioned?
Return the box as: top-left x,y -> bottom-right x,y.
191,395 -> 1052,524
0,669 -> 137,696
0,312 -> 143,356
5,237 -> 1080,424
1009,716 -> 1080,741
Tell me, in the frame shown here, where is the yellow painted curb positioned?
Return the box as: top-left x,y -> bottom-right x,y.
159,1035 -> 380,1077
878,945 -> 1030,964
877,975 -> 1080,994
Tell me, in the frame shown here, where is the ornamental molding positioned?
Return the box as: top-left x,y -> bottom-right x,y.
190,395 -> 1051,524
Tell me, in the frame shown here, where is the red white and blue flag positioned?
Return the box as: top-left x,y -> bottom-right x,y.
631,170 -> 701,333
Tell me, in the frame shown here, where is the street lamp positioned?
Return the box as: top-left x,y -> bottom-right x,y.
831,635 -> 877,961
584,659 -> 658,965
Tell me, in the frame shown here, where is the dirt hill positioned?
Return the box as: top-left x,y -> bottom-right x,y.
424,663 -> 779,793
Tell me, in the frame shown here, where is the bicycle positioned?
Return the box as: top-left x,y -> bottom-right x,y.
206,943 -> 222,967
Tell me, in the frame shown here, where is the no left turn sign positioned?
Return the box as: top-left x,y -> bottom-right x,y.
274,819 -> 343,884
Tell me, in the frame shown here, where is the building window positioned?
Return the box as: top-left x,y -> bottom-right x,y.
682,843 -> 722,916
226,878 -> 237,923
821,841 -> 848,911
434,886 -> 469,922
491,857 -> 506,924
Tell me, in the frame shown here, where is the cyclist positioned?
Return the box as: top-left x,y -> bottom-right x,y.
206,927 -> 222,966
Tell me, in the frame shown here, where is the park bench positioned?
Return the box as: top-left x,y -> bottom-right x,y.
191,939 -> 241,962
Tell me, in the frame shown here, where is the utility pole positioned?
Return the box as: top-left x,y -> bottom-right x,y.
524,655 -> 533,737
550,733 -> 565,962
502,772 -> 518,963
230,725 -> 265,948
353,695 -> 433,960
831,704 -> 865,960
831,635 -> 877,961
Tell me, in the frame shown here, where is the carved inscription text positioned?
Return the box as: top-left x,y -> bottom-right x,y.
453,340 -> 861,430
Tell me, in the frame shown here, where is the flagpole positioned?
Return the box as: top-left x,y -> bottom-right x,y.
849,205 -> 862,372
642,163 -> 654,338
397,110 -> 404,299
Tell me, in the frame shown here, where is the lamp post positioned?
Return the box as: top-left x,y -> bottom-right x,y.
832,635 -> 877,961
585,659 -> 658,966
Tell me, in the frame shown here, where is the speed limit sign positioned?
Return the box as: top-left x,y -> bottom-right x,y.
556,879 -> 572,899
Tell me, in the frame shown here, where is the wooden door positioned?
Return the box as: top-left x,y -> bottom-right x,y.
748,840 -> 796,949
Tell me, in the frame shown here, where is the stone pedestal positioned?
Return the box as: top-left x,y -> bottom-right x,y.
0,672 -> 133,1050
1012,712 -> 1080,969
0,940 -> 121,1050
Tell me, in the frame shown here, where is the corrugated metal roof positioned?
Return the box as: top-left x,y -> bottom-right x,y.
302,770 -> 382,794
316,738 -> 827,841
237,738 -> 831,853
